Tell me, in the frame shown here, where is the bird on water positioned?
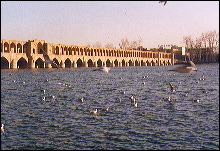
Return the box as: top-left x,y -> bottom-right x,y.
91,109 -> 98,115
1,124 -> 4,133
93,66 -> 111,73
168,54 -> 197,73
41,49 -> 59,69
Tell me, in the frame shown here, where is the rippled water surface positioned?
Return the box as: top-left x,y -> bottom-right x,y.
1,64 -> 219,150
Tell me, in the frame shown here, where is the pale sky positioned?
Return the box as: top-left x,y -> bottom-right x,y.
1,1 -> 219,48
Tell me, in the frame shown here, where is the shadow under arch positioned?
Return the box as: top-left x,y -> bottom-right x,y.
17,57 -> 28,69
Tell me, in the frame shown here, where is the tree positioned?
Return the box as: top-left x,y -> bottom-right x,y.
183,30 -> 219,63
183,36 -> 195,61
119,38 -> 130,49
86,43 -> 91,47
104,43 -> 116,49
119,37 -> 143,50
183,36 -> 194,49
92,42 -> 102,48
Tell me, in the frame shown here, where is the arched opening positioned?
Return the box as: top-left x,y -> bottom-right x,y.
163,60 -> 166,66
17,57 -> 28,69
146,60 -> 151,66
4,42 -> 9,53
114,59 -> 119,67
17,43 -> 22,53
135,60 -> 139,66
151,60 -> 155,66
64,47 -> 68,55
1,57 -> 9,69
77,58 -> 83,67
87,59 -> 94,67
122,60 -> 126,66
106,59 -> 111,67
52,58 -> 59,68
37,42 -> 43,54
55,46 -> 59,55
141,60 -> 145,66
35,58 -> 44,68
65,58 -> 71,68
97,59 -> 102,67
10,42 -> 16,53
128,60 -> 133,66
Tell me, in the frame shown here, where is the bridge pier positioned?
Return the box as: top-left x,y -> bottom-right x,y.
28,58 -> 35,69
10,59 -> 17,69
93,62 -> 97,67
45,63 -> 52,68
171,52 -> 175,65
60,60 -> 65,68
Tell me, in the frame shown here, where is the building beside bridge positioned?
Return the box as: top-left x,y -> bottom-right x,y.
1,39 -> 175,69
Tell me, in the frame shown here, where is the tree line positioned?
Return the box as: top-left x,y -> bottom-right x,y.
86,37 -> 143,50
85,30 -> 219,64
183,30 -> 219,63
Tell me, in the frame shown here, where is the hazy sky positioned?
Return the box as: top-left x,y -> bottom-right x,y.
1,1 -> 219,48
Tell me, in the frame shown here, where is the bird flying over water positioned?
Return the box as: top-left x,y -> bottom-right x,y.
168,82 -> 175,92
93,66 -> 111,73
41,49 -> 59,69
168,54 -> 197,73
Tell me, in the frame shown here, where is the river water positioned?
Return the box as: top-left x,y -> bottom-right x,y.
1,64 -> 219,150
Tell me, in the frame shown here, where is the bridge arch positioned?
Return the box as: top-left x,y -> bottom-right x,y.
87,59 -> 94,67
77,58 -> 83,67
114,59 -> 119,67
135,60 -> 139,66
97,59 -> 102,67
17,57 -> 28,69
141,60 -> 145,66
35,58 -> 44,68
128,60 -> 133,66
52,58 -> 59,68
1,57 -> 9,69
151,60 -> 156,66
122,59 -> 126,66
106,59 -> 111,67
65,58 -> 71,68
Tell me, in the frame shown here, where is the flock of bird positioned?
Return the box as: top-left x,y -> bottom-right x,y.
1,51 -> 198,134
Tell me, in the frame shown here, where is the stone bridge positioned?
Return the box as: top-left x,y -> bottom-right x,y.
1,39 -> 174,69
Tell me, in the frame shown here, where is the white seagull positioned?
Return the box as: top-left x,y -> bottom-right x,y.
93,66 -> 111,73
41,49 -> 59,69
106,106 -> 110,111
90,109 -> 98,115
1,124 -> 4,133
168,54 -> 197,73
133,102 -> 138,107
79,97 -> 84,103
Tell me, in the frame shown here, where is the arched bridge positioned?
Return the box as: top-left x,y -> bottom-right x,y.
1,39 -> 174,69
